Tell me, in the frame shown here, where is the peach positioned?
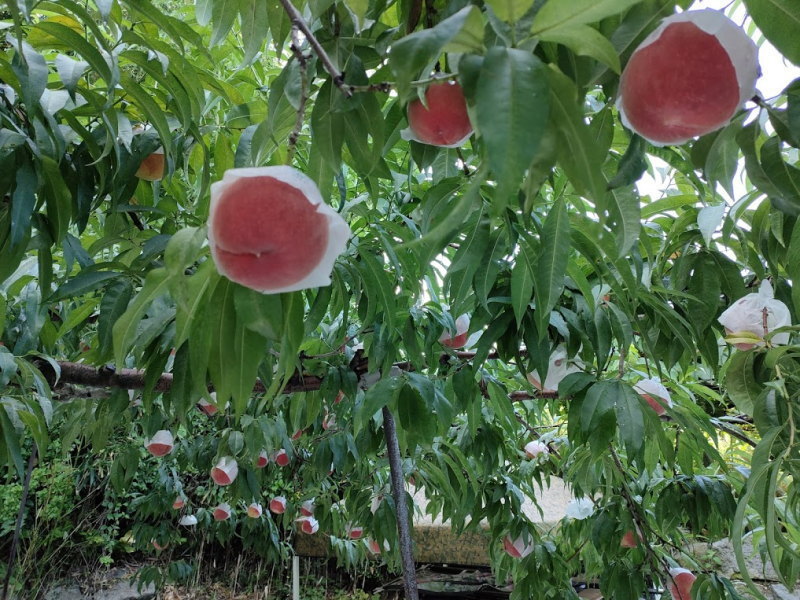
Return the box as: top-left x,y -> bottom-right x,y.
197,396 -> 218,416
347,524 -> 363,539
617,9 -> 758,146
334,390 -> 344,404
213,502 -> 232,521
151,540 -> 167,551
322,411 -> 336,430
145,430 -> 174,457
270,496 -> 287,514
718,280 -> 791,349
178,514 -> 197,526
247,502 -> 263,518
210,456 -> 239,486
405,80 -> 473,147
366,538 -> 389,555
172,496 -> 185,510
634,378 -> 673,416
524,440 -> 549,459
208,167 -> 351,294
297,516 -> 319,534
502,535 -> 534,559
272,449 -> 290,467
667,567 -> 696,600
527,346 -> 583,393
292,429 -> 304,441
256,449 -> 269,468
136,149 -> 165,181
439,314 -> 470,349
620,530 -> 641,548
300,500 -> 315,517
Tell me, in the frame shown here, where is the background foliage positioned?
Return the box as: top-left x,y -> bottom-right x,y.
1,0 -> 800,598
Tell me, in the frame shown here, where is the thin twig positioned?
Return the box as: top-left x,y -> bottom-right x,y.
382,407 -> 419,600
276,0 -> 352,98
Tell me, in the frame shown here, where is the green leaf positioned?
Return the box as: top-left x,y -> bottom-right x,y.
164,227 -> 206,276
546,66 -> 606,202
97,279 -> 133,358
704,117 -> 744,198
239,0 -> 269,65
533,198 -> 570,338
389,6 -> 484,97
445,208 -> 490,317
532,0 -> 642,35
54,54 -> 88,97
613,381 -> 645,460
761,136 -> 800,216
35,21 -> 114,84
485,0 -> 536,23
112,268 -> 170,368
355,375 -> 403,435
723,351 -> 763,416
743,0 -> 800,66
608,135 -> 647,189
50,269 -> 124,302
10,161 -> 36,250
579,380 -> 617,454
538,25 -> 621,73
475,47 -> 549,206
511,237 -> 536,328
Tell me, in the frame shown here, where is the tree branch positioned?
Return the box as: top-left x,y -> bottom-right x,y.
276,0 -> 352,98
382,407 -> 419,600
287,24 -> 310,164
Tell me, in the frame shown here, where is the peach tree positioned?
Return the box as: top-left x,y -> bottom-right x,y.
1,0 -> 800,598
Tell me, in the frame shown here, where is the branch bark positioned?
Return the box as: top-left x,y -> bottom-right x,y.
276,0 -> 352,98
382,407 -> 419,600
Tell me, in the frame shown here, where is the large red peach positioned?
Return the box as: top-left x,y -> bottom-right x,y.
439,314 -> 471,349
272,449 -> 290,467
213,502 -> 232,521
667,567 -> 696,600
617,9 -> 758,146
208,167 -> 351,294
297,516 -> 319,534
300,500 -> 315,517
502,535 -> 534,559
405,80 -> 473,147
145,430 -> 174,457
136,149 -> 165,181
210,456 -> 238,486
269,496 -> 287,514
633,378 -> 673,416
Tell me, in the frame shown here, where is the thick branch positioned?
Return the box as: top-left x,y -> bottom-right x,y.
382,407 -> 419,600
276,0 -> 352,98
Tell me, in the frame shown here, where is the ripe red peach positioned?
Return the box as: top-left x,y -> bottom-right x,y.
136,149 -> 165,181
634,378 -> 673,416
172,496 -> 185,510
269,496 -> 287,514
502,535 -> 534,559
297,516 -> 319,534
272,449 -> 290,467
210,456 -> 239,486
620,530 -> 641,548
208,167 -> 351,294
667,567 -> 696,600
300,500 -> 315,517
145,430 -> 174,457
406,80 -> 473,147
213,503 -> 232,521
256,450 -> 269,469
617,9 -> 758,146
247,502 -> 263,518
438,314 -> 470,349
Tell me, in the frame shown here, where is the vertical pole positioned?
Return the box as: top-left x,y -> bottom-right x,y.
382,407 -> 419,600
292,555 -> 300,600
